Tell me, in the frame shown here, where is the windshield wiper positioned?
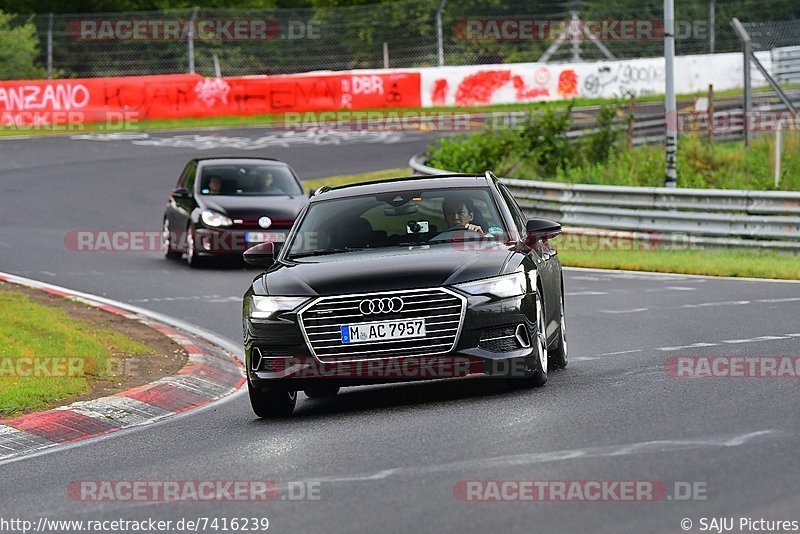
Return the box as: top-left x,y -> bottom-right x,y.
288,247 -> 368,259
427,237 -> 485,245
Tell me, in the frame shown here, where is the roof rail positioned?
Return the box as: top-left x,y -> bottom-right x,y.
313,185 -> 334,196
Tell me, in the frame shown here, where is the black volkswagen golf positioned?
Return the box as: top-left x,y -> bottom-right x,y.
162,157 -> 307,267
242,173 -> 567,417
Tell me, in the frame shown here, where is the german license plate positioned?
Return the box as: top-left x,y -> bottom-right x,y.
246,231 -> 285,243
340,319 -> 426,344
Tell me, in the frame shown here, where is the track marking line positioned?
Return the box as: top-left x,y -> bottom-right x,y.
565,266 -> 800,284
656,342 -> 719,351
681,300 -> 750,308
297,430 -> 780,485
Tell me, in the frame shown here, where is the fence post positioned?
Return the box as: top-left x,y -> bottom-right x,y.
708,0 -> 715,53
731,18 -> 752,147
46,13 -> 53,79
436,0 -> 447,66
664,0 -> 678,188
570,11 -> 581,62
213,54 -> 221,78
383,42 -> 389,69
188,7 -> 199,74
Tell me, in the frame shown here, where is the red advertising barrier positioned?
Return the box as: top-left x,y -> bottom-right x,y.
0,71 -> 421,127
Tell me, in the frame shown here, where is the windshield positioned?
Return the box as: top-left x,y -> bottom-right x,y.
286,187 -> 507,258
199,164 -> 303,196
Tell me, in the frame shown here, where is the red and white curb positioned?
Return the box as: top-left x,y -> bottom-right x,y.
0,272 -> 245,462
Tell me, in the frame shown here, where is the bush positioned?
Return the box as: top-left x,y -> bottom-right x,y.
428,102 -> 623,180
0,11 -> 46,80
427,105 -> 800,191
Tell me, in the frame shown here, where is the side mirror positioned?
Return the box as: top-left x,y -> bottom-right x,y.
308,188 -> 316,198
171,187 -> 190,199
525,218 -> 561,243
243,242 -> 275,266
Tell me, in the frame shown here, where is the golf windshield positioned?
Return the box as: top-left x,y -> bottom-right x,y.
200,165 -> 303,196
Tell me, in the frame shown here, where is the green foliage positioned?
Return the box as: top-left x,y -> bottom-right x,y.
428,104 -> 800,191
0,10 -> 45,80
428,102 -> 623,179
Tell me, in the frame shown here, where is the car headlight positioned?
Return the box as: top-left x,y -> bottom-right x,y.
249,296 -> 308,319
454,272 -> 527,298
201,210 -> 233,228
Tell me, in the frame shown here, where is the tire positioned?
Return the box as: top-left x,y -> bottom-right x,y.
304,385 -> 340,399
508,290 -> 548,388
185,225 -> 205,268
248,378 -> 297,418
162,219 -> 181,260
549,291 -> 568,370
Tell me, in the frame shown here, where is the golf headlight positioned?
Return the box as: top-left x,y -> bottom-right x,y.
454,272 -> 527,298
201,210 -> 233,228
249,296 -> 308,319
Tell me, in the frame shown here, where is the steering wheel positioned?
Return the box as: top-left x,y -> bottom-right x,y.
431,225 -> 484,241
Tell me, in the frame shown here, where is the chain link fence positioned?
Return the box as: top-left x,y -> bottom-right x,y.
4,0 -> 800,79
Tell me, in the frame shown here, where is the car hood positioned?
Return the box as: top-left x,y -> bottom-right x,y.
260,243 -> 522,296
201,195 -> 306,219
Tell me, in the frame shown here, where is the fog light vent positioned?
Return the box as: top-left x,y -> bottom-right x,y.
514,324 -> 531,349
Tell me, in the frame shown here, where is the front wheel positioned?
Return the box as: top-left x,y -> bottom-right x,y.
185,225 -> 206,268
248,378 -> 297,418
508,290 -> 548,388
162,219 -> 181,260
549,291 -> 568,370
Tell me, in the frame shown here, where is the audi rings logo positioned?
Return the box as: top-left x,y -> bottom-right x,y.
359,297 -> 404,315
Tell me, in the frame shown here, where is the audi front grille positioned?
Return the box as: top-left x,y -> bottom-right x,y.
297,288 -> 466,362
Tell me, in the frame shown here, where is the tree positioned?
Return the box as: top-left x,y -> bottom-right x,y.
0,10 -> 45,80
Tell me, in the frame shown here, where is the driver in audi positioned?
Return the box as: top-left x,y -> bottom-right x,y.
442,195 -> 484,234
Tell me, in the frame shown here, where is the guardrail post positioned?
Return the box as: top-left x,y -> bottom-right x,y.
627,94 -> 636,149
774,118 -> 784,188
708,84 -> 714,140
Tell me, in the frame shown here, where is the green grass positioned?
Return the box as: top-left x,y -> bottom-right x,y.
558,247 -> 800,280
305,168 -> 800,280
0,85 -> 777,138
303,168 -> 411,194
550,134 -> 800,191
0,288 -> 151,417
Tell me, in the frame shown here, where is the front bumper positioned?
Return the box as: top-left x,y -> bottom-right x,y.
193,228 -> 288,256
244,288 -> 539,389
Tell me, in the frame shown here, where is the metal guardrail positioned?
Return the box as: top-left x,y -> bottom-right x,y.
773,46 -> 800,85
428,89 -> 800,147
409,152 -> 800,250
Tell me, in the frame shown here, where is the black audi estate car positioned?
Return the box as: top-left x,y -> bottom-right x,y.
242,173 -> 567,417
162,157 -> 307,267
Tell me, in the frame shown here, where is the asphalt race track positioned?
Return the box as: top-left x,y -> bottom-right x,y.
1,127 -> 799,533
